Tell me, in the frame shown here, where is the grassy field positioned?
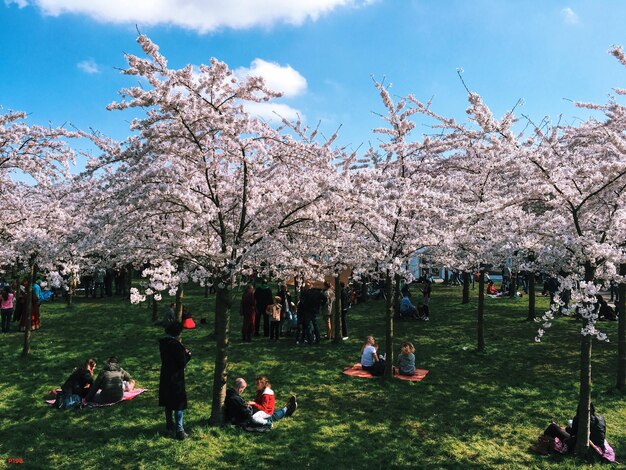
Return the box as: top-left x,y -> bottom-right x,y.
0,284 -> 624,469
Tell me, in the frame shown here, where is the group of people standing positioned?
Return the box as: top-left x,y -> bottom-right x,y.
0,278 -> 48,333
240,279 -> 350,344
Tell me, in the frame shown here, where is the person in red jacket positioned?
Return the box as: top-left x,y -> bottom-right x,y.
246,374 -> 297,428
248,374 -> 276,414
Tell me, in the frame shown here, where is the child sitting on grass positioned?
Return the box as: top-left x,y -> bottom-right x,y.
395,342 -> 416,376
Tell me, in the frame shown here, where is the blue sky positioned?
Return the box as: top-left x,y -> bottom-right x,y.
2,0 -> 626,157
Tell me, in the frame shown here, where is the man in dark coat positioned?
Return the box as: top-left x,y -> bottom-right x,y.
159,322 -> 191,440
254,280 -> 273,337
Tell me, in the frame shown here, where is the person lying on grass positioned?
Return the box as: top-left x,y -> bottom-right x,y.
84,356 -> 135,405
225,377 -> 297,432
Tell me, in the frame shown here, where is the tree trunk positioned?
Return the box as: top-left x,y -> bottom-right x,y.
205,283 -> 209,298
477,269 -> 485,352
126,266 -> 133,301
617,263 -> 626,391
152,296 -> 159,322
333,274 -> 342,345
209,284 -> 231,426
509,271 -> 517,298
21,259 -> 37,357
575,262 -> 596,457
443,269 -> 449,285
384,271 -> 394,380
293,274 -> 300,306
527,272 -> 536,321
462,272 -> 470,304
175,286 -> 184,323
393,273 -> 401,317
66,277 -> 76,307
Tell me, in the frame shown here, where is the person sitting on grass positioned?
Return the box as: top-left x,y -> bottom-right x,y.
487,281 -> 499,295
532,403 -> 615,461
399,287 -> 420,320
360,335 -> 385,376
225,377 -> 297,432
394,342 -> 416,376
52,358 -> 97,409
84,356 -> 135,405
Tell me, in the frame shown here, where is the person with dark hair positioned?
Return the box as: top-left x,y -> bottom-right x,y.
254,280 -> 273,337
399,286 -> 420,320
0,285 -> 14,333
53,359 -> 97,409
596,295 -> 617,321
532,403 -> 614,460
159,322 -> 191,440
298,282 -> 325,344
240,284 -> 256,341
421,279 -> 432,321
84,356 -> 134,405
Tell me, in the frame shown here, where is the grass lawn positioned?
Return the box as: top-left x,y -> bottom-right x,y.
0,284 -> 624,469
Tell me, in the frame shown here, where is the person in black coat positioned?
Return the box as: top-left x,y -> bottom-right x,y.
254,280 -> 273,337
159,322 -> 191,440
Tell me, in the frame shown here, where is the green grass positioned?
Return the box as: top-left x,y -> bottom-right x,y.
0,285 -> 624,469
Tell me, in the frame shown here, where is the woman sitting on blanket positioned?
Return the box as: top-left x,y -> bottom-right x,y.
84,356 -> 135,404
52,358 -> 97,408
361,336 -> 386,376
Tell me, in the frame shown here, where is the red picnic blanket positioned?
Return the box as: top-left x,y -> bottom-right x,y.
342,364 -> 429,382
46,388 -> 147,407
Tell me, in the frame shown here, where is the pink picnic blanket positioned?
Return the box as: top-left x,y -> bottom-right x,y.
46,388 -> 147,407
342,364 -> 429,382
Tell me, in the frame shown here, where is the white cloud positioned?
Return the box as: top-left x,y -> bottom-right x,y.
235,59 -> 307,98
77,59 -> 101,74
244,101 -> 302,122
561,7 -> 579,25
7,0 -> 372,33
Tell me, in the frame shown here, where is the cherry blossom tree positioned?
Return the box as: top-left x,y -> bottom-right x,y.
0,109 -> 77,356
90,35 -> 340,424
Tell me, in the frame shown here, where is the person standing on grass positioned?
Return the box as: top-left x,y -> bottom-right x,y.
254,279 -> 273,337
340,282 -> 349,340
0,285 -> 14,333
159,322 -> 191,440
322,281 -> 335,340
240,284 -> 256,342
267,296 -> 282,341
421,279 -> 432,321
